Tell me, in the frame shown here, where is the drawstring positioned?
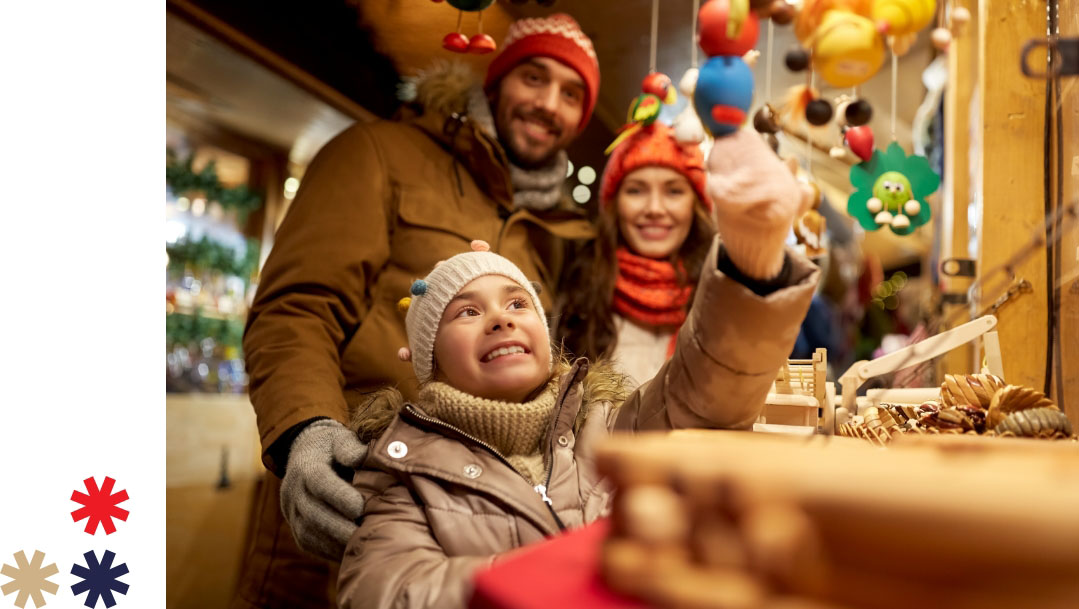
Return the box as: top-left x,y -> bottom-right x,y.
444,112 -> 467,196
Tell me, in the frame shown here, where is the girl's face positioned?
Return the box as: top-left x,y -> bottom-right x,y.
615,166 -> 697,259
432,275 -> 551,402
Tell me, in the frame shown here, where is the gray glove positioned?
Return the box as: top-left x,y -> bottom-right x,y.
280,419 -> 369,561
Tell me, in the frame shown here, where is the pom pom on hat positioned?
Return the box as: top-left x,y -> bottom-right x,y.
398,347 -> 412,362
410,280 -> 428,296
470,240 -> 491,252
397,297 -> 412,314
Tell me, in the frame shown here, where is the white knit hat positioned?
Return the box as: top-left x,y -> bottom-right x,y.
397,241 -> 548,383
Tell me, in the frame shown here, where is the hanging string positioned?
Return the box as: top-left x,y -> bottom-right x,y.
890,42 -> 898,142
807,71 -> 815,173
649,0 -> 660,73
691,0 -> 701,68
455,10 -> 463,32
477,8 -> 483,34
765,18 -> 775,101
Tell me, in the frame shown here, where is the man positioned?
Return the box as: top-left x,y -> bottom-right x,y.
232,14 -> 599,609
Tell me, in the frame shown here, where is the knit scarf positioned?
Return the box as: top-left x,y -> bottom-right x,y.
418,380 -> 558,485
612,247 -> 693,357
467,87 -> 568,211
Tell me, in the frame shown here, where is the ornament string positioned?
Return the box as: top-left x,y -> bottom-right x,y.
691,0 -> 701,68
649,0 -> 659,73
891,43 -> 898,142
766,18 -> 774,101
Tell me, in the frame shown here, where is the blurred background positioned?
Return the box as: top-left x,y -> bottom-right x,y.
165,1 -> 1077,607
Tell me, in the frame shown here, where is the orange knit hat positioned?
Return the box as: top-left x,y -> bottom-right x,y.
599,123 -> 712,211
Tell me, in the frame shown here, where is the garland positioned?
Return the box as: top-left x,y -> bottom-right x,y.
167,236 -> 260,280
166,311 -> 245,352
166,149 -> 263,221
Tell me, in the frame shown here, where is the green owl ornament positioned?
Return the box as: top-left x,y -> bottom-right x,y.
848,142 -> 940,236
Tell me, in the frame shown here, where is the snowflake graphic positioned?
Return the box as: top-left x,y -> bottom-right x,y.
1,550 -> 59,608
71,476 -> 129,535
70,551 -> 129,608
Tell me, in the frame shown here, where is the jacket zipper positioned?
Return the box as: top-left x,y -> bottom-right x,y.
401,405 -> 566,531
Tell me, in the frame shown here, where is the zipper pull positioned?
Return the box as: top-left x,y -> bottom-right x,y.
533,484 -> 553,506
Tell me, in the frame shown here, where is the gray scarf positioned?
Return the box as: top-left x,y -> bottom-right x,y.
467,87 -> 568,212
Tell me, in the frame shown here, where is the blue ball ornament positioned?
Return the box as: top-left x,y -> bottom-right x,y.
693,56 -> 755,137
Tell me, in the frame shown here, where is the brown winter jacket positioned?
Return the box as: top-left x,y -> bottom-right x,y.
243,66 -> 594,474
336,238 -> 820,609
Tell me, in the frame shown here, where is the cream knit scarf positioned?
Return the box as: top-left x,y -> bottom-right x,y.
419,380 -> 558,485
467,87 -> 568,212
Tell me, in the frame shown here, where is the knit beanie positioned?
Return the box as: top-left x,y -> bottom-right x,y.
484,13 -> 600,131
398,241 -> 549,383
599,123 -> 712,211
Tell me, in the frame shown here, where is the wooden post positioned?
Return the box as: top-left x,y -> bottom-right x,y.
939,0 -> 979,378
1055,0 -> 1078,425
976,0 -> 1049,389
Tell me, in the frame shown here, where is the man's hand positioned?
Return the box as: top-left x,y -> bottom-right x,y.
706,129 -> 812,280
280,420 -> 369,561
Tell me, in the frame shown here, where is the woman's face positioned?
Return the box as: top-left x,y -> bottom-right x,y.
615,166 -> 697,259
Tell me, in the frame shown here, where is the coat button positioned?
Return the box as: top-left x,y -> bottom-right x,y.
557,435 -> 569,447
463,464 -> 483,478
387,441 -> 408,459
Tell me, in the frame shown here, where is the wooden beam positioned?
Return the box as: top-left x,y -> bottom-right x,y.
1054,0 -> 1079,425
939,0 -> 978,377
976,0 -> 1048,388
167,0 -> 375,123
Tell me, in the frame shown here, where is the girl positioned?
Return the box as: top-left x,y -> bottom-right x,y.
556,123 -> 717,386
337,130 -> 818,609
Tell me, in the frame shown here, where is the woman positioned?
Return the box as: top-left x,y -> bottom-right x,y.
556,123 -> 716,386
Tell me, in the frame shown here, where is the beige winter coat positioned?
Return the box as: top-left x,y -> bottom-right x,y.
337,239 -> 819,609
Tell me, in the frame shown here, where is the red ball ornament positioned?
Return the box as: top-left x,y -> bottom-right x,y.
845,125 -> 875,162
467,33 -> 497,54
442,32 -> 469,52
698,0 -> 761,57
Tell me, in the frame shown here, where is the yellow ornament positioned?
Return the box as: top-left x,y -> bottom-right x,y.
397,297 -> 411,313
872,0 -> 935,38
811,11 -> 885,88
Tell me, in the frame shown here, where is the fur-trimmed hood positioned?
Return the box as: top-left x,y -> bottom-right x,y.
398,60 -> 484,123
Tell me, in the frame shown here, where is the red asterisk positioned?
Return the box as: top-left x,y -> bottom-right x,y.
70,476 -> 130,535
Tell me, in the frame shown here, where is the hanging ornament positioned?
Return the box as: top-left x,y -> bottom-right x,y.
693,0 -> 759,137
844,98 -> 874,126
809,10 -> 886,87
673,68 -> 708,144
695,56 -> 755,136
844,125 -> 875,161
847,142 -> 940,235
795,180 -> 828,257
604,73 -> 679,154
872,0 -> 936,38
435,0 -> 497,54
699,0 -> 761,56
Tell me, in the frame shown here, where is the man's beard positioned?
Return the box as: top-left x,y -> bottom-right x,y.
500,110 -> 564,169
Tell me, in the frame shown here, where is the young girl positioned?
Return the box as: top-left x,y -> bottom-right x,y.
557,123 -> 716,386
337,130 -> 818,609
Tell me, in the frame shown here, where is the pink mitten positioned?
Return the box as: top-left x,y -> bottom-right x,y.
707,130 -> 812,280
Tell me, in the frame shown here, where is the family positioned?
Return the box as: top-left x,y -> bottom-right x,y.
233,13 -> 818,609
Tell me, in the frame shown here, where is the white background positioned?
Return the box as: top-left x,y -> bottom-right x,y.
0,1 -> 162,606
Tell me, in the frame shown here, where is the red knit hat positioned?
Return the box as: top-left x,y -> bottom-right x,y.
484,13 -> 600,131
599,123 -> 712,211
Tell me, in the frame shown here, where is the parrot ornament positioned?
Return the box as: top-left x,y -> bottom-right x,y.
605,72 -> 678,154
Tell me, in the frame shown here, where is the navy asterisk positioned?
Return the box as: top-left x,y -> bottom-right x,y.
71,550 -> 129,608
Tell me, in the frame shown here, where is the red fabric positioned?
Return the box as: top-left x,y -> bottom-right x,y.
469,519 -> 646,609
600,123 -> 712,211
484,13 -> 600,132
612,248 -> 692,358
